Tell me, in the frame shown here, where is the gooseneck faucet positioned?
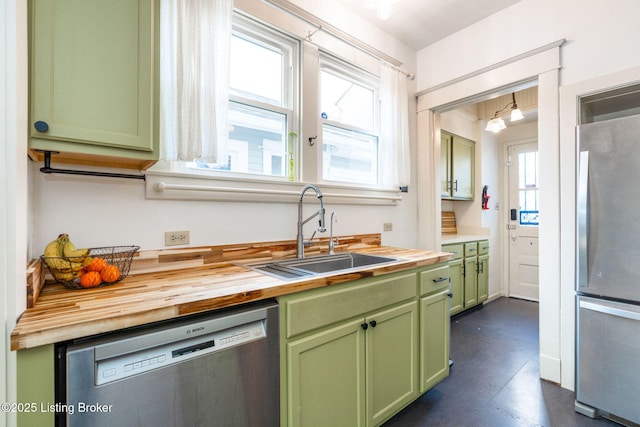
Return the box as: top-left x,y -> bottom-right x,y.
297,184 -> 326,258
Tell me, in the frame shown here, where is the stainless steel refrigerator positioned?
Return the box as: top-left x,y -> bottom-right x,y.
575,113 -> 640,425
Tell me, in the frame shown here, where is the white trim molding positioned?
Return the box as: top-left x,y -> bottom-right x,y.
416,42 -> 563,386
145,167 -> 403,205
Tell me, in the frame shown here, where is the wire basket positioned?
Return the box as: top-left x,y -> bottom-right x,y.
41,246 -> 140,290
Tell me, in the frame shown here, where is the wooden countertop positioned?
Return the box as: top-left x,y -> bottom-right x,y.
11,242 -> 451,351
441,234 -> 489,244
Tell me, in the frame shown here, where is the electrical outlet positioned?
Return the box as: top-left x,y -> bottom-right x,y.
383,223 -> 393,232
165,230 -> 190,246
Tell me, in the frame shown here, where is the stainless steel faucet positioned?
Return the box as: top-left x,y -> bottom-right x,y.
329,211 -> 338,255
297,184 -> 326,258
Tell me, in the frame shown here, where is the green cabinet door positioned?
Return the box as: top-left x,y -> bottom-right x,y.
420,289 -> 450,393
441,131 -> 475,200
366,301 -> 419,426
451,136 -> 475,199
17,345 -> 55,427
448,258 -> 464,315
463,256 -> 478,308
478,254 -> 489,303
440,131 -> 453,197
29,0 -> 158,166
287,319 -> 366,427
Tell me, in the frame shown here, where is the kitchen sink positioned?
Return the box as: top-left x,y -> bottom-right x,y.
242,252 -> 399,280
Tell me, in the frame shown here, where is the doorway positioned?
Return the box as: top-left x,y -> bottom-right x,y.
505,141 -> 540,301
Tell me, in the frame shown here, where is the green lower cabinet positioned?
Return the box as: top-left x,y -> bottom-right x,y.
478,254 -> 489,303
287,319 -> 366,427
366,302 -> 419,426
443,240 -> 490,315
16,345 -> 55,427
280,266 -> 450,427
448,259 -> 464,315
463,256 -> 478,308
285,301 -> 418,427
420,289 -> 450,392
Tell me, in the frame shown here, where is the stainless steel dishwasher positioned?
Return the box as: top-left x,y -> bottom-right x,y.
56,300 -> 279,427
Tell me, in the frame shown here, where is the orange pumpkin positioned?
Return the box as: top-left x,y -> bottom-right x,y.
100,265 -> 121,283
86,257 -> 108,272
79,271 -> 102,288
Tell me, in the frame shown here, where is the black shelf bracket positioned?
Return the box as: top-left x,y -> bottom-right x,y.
37,150 -> 146,180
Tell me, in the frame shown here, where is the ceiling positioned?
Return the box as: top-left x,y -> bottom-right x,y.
339,0 -> 522,50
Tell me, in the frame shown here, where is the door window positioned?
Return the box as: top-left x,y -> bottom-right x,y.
518,150 -> 539,226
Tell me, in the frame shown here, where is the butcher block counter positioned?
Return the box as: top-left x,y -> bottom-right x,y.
11,234 -> 452,351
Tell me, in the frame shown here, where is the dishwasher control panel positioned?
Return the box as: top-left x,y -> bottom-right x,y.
95,319 -> 266,385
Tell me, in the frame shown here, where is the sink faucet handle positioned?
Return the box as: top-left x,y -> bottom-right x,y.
318,207 -> 326,232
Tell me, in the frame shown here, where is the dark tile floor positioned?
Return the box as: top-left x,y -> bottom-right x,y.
383,297 -> 618,427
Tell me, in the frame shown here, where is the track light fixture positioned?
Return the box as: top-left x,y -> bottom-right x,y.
485,92 -> 524,133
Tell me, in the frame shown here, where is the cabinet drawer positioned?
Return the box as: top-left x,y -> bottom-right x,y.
464,242 -> 478,257
478,240 -> 489,255
419,265 -> 450,296
282,272 -> 417,338
442,244 -> 464,260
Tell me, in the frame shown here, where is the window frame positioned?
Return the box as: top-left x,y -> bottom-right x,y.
147,8 -> 402,205
318,53 -> 382,186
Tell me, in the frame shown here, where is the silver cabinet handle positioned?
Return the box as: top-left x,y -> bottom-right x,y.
577,150 -> 589,288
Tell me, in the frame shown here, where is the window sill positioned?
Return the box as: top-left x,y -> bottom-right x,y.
145,162 -> 402,205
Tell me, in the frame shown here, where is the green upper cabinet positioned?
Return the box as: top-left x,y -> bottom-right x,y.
441,130 -> 475,200
28,0 -> 159,169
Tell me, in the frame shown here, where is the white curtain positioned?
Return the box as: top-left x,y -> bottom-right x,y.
380,61 -> 411,189
160,0 -> 232,163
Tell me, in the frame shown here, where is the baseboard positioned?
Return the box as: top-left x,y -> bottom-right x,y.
540,353 -> 561,383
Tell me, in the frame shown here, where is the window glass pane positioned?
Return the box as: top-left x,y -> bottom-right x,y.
322,124 -> 377,184
197,102 -> 287,177
321,70 -> 374,130
230,35 -> 284,107
518,150 -> 539,226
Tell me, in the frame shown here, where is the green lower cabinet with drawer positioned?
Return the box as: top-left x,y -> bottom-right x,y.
279,265 -> 450,427
443,239 -> 489,315
418,265 -> 451,393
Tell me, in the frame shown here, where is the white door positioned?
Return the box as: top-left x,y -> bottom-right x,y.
506,142 -> 539,301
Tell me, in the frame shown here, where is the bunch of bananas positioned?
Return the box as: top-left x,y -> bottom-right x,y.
42,234 -> 92,281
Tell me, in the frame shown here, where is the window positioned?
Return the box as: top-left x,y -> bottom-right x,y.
194,14 -> 298,179
151,7 -> 403,205
320,57 -> 380,185
518,150 -> 539,226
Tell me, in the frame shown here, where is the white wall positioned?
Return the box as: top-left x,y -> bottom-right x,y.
418,0 -> 640,90
417,0 -> 640,390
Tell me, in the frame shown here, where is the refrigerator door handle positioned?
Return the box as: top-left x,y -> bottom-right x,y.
577,150 -> 589,288
580,299 -> 640,322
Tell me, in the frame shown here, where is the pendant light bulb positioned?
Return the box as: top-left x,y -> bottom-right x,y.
510,92 -> 524,121
510,106 -> 524,121
485,116 -> 506,133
